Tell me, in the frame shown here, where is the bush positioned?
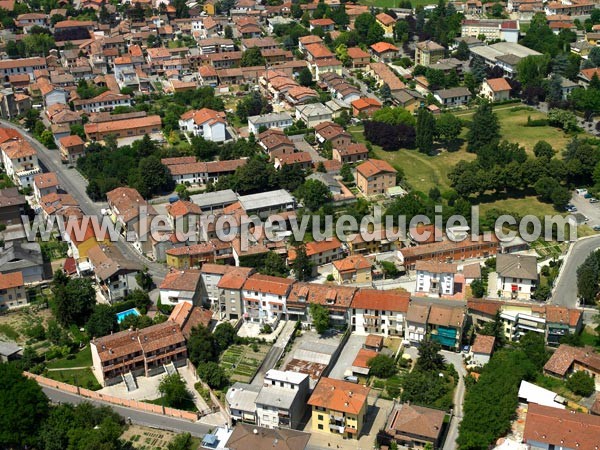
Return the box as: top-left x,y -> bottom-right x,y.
326,274 -> 334,282
260,324 -> 272,334
368,355 -> 397,378
566,371 -> 595,397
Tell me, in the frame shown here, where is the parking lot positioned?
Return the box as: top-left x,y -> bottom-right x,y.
327,334 -> 366,380
569,191 -> 600,228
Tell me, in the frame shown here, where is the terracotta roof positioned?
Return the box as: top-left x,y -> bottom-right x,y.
0,57 -> 45,70
166,159 -> 246,176
333,254 -> 371,273
351,289 -> 410,312
1,139 -> 36,159
543,344 -> 600,377
471,334 -> 495,355
304,43 -> 334,59
84,115 -> 161,135
159,269 -> 201,291
400,234 -> 499,259
33,172 -> 59,190
351,97 -> 382,111
365,334 -> 383,348
179,107 -> 226,126
428,305 -> 464,328
0,128 -> 22,145
544,306 -> 582,327
337,143 -> 368,156
165,240 -> 229,257
88,243 -> 141,281
59,135 -> 84,147
386,403 -> 445,441
308,377 -> 369,414
523,403 -> 600,450
217,267 -> 253,290
415,260 -> 458,274
353,348 -> 378,368
370,42 -> 399,53
347,47 -> 370,59
287,282 -> 356,310
485,77 -> 512,92
161,156 -> 197,166
166,200 -> 202,217
357,159 -> 396,177
226,424 -> 310,450
106,187 -> 156,223
54,19 -> 94,28
462,263 -> 481,279
299,35 -> 323,45
0,271 -> 23,290
276,151 -> 312,166
376,12 -> 396,26
243,273 -> 294,296
169,302 -> 212,338
579,67 -> 600,81
314,121 -> 349,140
416,40 -> 445,51
310,18 -> 334,26
137,321 -> 186,354
201,263 -> 237,275
0,187 -> 25,208
467,299 -> 504,316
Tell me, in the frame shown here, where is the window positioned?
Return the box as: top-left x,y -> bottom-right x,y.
318,414 -> 324,421
318,424 -> 324,430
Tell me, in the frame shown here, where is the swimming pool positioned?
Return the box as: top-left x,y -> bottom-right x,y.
116,307 -> 141,324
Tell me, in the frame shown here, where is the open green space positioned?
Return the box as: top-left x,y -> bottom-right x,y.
219,344 -> 270,383
0,323 -> 20,341
45,368 -> 102,391
46,345 -> 93,369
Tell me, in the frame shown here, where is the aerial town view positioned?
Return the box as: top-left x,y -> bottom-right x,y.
2,0 -> 600,448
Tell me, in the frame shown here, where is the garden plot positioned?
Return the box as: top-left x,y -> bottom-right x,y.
219,344 -> 270,383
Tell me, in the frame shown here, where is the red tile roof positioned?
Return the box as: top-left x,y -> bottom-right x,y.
243,273 -> 294,296
351,289 -> 410,312
543,344 -> 600,377
485,77 -> 512,92
356,159 -> 396,177
353,348 -> 379,368
471,334 -> 495,355
370,42 -> 399,53
308,377 -> 370,414
0,271 -> 23,289
160,269 -> 201,291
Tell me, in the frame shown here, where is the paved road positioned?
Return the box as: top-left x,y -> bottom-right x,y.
251,320 -> 297,386
550,235 -> 600,308
42,385 -> 211,437
441,350 -> 466,450
0,119 -> 167,282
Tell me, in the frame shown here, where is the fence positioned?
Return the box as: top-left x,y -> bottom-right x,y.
24,372 -> 199,422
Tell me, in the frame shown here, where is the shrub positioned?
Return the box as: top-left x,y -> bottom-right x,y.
566,371 -> 595,397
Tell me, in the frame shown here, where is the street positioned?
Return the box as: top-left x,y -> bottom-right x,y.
0,119 -> 167,282
441,351 -> 466,450
42,385 -> 212,438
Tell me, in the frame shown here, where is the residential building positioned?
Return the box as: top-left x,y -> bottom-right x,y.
225,424 -> 311,450
87,244 -> 141,303
165,241 -> 231,269
1,138 -> 40,187
84,115 -> 162,142
242,273 -> 295,325
58,135 -> 85,164
496,254 -> 537,300
0,272 -> 26,309
259,129 -> 295,157
405,303 -> 430,344
0,187 -> 26,225
247,112 -> 293,135
33,172 -> 59,201
479,77 -> 512,102
178,108 -> 227,142
164,159 -> 246,186
308,377 -> 370,439
274,151 -> 313,170
286,282 -> 356,326
0,57 -> 47,81
347,47 -> 371,68
356,159 -> 397,196
433,87 -> 472,107
295,103 -> 333,128
351,97 -> 382,117
158,269 -> 202,306
414,260 -> 457,297
523,403 -> 600,450
256,369 -> 310,429
217,266 -> 254,321
62,219 -> 105,275
351,289 -> 410,336
376,13 -> 396,37
165,200 -> 202,234
461,19 -> 520,42
332,143 -> 369,164
470,334 -> 495,366
427,305 -> 465,350
288,238 -> 344,274
168,302 -> 213,338
370,42 -> 399,62
73,91 -> 132,113
332,255 -> 372,285
366,62 -> 406,93
90,321 -> 187,386
314,121 -> 352,148
543,344 -> 600,389
382,403 -> 446,449
415,40 -> 445,66
226,382 -> 261,424
238,189 -> 296,219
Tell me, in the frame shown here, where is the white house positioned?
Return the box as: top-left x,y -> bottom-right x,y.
72,91 -> 132,113
496,254 -> 537,300
350,289 -> 410,336
255,370 -> 310,429
113,56 -> 138,89
415,260 -> 457,297
433,87 -> 472,107
158,269 -> 202,306
470,334 -> 495,366
1,139 -> 40,187
479,77 -> 512,102
178,108 -> 227,142
247,112 -> 293,135
295,103 -> 333,128
241,273 -> 294,326
405,303 -> 429,344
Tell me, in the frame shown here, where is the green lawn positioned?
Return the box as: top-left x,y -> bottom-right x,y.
45,368 -> 102,391
46,345 -> 93,369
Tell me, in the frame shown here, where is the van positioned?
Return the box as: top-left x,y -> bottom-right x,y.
344,375 -> 359,384
576,188 -> 588,196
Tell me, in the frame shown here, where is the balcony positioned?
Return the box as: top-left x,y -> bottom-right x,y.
329,424 -> 345,433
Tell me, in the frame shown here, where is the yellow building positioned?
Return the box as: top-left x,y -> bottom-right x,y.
332,255 -> 372,284
375,12 -> 396,37
308,377 -> 370,439
203,0 -> 216,15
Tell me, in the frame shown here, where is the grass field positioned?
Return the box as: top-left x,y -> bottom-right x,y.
45,368 -> 102,390
0,323 -> 20,341
46,345 -> 93,369
220,344 -> 270,383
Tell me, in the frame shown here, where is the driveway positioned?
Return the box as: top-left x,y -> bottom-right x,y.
288,134 -> 324,162
327,334 -> 365,380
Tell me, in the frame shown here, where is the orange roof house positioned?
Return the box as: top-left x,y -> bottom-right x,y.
351,97 -> 382,117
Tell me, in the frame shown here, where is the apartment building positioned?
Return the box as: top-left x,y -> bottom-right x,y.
178,108 -> 227,142
1,138 -> 40,187
84,115 -> 162,141
158,269 -> 202,306
87,244 -> 142,303
332,255 -> 372,285
351,289 -> 410,336
356,159 -> 397,196
415,261 -> 457,297
308,378 -> 370,439
496,254 -> 537,300
0,187 -> 26,225
33,172 -> 59,201
0,271 -> 26,309
286,282 -> 356,326
480,77 -> 512,102
242,273 -> 295,325
73,91 -> 132,113
247,112 -> 293,135
405,303 -> 430,344
216,266 -> 254,321
58,135 -> 85,164
90,321 -> 187,386
427,305 -> 465,350
256,369 -> 310,429
543,344 -> 600,389
415,40 -> 445,66
165,159 -> 246,185
0,57 -> 47,81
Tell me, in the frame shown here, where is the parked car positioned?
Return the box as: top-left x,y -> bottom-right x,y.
590,198 -> 599,203
594,225 -> 600,231
344,375 -> 359,384
584,193 -> 593,199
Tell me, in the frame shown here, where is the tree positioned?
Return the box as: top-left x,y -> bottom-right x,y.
261,251 -> 289,277
533,140 -> 554,159
380,260 -> 399,278
470,278 -> 485,298
0,363 -> 49,448
224,25 -> 233,39
135,268 -> 154,291
168,433 -> 194,450
577,251 -> 600,305
213,322 -> 237,353
548,108 -> 578,132
372,107 -> 416,126
466,102 -> 499,154
309,302 -> 330,333
340,163 -> 353,183
416,339 -> 445,372
455,40 -> 470,61
566,370 -> 595,396
52,276 -> 96,327
135,155 -> 173,198
241,47 -> 265,67
187,325 -> 218,365
521,13 -> 558,55
173,0 -> 189,17
292,243 -> 313,281
298,67 -> 313,87
296,179 -> 332,211
197,361 -> 229,389
416,108 -> 436,154
435,113 -> 462,143
86,304 -> 118,338
367,354 -> 397,378
588,46 -> 600,67
126,288 -> 152,313
380,83 -> 391,102
158,374 -> 193,409
519,331 -> 548,370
